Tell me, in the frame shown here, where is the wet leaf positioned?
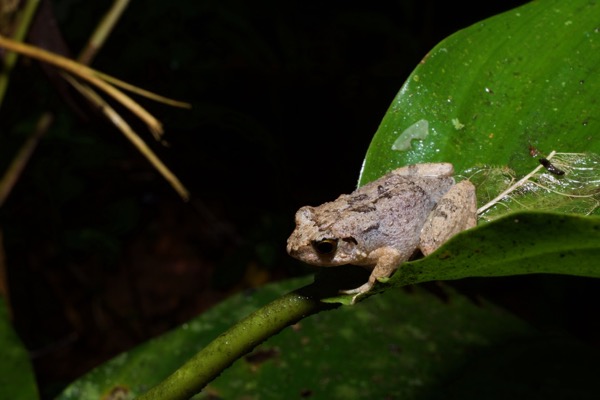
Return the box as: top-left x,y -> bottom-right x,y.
472,152 -> 600,221
360,0 -> 600,204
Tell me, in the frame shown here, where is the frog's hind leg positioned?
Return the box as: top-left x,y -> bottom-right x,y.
419,180 -> 477,256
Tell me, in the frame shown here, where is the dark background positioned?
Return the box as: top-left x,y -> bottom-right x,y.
7,0 -> 598,398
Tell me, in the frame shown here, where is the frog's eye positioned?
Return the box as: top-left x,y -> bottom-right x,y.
312,238 -> 338,255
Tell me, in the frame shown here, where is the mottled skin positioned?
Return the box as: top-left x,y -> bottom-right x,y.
287,163 -> 477,302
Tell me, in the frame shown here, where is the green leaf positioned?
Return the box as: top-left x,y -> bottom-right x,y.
383,212 -> 600,289
56,278 -> 600,400
0,297 -> 39,400
360,0 -> 600,187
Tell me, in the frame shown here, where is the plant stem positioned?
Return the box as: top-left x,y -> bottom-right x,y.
78,0 -> 131,64
0,0 -> 40,108
0,112 -> 53,207
137,283 -> 338,400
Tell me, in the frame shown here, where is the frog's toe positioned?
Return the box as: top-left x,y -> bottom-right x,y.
340,281 -> 373,304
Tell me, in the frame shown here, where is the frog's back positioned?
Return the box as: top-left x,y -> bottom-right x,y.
339,172 -> 455,255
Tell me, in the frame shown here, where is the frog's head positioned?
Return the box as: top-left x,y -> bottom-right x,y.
287,206 -> 362,266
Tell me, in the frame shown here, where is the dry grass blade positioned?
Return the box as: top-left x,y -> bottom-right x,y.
0,33 -> 191,200
64,73 -> 190,201
0,34 -> 190,115
78,0 -> 132,65
0,112 -> 53,207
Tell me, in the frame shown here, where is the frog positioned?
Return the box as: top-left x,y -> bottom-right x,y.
286,163 -> 477,302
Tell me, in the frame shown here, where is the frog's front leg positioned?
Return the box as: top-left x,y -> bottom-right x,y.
419,180 -> 477,255
341,247 -> 402,303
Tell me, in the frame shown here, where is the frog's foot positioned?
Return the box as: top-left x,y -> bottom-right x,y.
340,281 -> 374,304
340,247 -> 402,304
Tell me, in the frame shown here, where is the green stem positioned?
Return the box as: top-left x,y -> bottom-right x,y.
137,283 -> 339,400
0,0 -> 40,108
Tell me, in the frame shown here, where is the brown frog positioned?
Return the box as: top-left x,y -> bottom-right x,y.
287,163 -> 477,302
